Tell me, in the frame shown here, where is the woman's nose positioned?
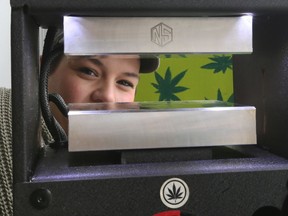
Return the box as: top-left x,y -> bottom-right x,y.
91,84 -> 115,103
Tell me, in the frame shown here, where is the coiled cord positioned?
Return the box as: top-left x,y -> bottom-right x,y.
49,93 -> 68,118
39,45 -> 68,149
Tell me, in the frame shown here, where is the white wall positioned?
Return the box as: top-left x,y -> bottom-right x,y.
0,0 -> 46,88
0,0 -> 11,88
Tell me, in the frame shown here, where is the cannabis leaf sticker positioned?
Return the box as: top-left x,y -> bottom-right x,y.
201,55 -> 232,74
166,183 -> 183,203
151,67 -> 189,101
160,178 -> 189,208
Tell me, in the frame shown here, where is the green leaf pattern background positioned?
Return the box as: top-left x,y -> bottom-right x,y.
135,54 -> 234,102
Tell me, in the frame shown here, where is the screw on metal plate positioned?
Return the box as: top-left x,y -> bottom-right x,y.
30,188 -> 52,210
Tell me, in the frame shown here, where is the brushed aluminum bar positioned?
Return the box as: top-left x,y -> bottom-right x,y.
64,16 -> 252,55
68,101 -> 256,152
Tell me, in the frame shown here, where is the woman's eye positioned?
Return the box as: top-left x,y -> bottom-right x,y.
117,80 -> 134,88
78,67 -> 97,77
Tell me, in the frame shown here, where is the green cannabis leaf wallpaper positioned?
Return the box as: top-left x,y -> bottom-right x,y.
151,68 -> 189,101
135,54 -> 234,102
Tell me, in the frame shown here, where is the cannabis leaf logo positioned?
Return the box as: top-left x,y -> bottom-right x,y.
160,178 -> 189,208
201,55 -> 232,74
166,183 -> 183,203
151,67 -> 189,101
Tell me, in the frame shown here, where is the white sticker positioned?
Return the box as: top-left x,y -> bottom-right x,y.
160,178 -> 190,209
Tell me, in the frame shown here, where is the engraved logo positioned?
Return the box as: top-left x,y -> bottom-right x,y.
160,178 -> 189,209
151,23 -> 173,47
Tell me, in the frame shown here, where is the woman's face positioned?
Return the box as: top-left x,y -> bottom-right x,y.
48,55 -> 141,132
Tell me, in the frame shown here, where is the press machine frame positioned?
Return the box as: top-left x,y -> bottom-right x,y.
10,1 -> 288,215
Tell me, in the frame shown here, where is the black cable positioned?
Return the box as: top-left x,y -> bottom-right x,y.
39,45 -> 68,148
49,93 -> 68,118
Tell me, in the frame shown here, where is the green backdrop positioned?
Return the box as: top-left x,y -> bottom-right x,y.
135,54 -> 234,102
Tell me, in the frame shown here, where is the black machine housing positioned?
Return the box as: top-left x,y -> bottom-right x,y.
10,0 -> 288,215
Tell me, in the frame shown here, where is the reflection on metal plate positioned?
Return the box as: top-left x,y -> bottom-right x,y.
64,16 -> 252,55
68,101 -> 256,152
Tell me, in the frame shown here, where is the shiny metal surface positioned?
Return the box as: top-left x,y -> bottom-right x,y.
64,16 -> 252,55
68,101 -> 256,152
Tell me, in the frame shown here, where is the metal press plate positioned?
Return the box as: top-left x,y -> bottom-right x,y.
68,101 -> 256,152
64,16 -> 252,55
